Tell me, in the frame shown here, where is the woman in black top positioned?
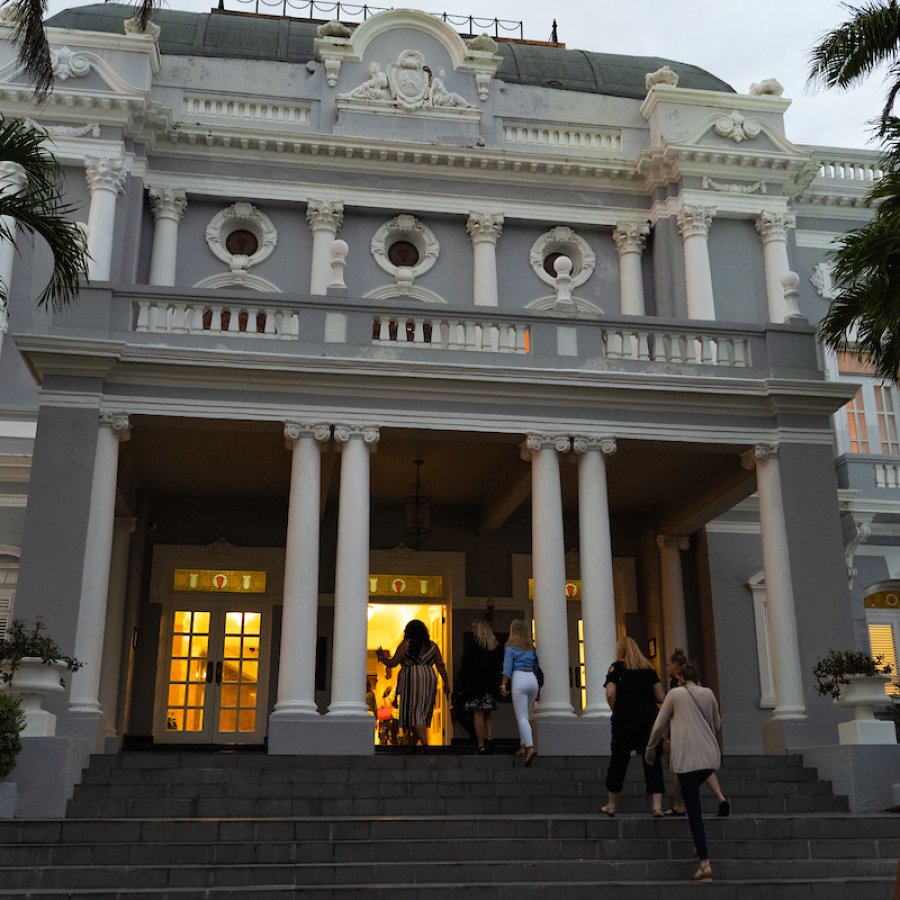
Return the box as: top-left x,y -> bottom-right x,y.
600,636 -> 665,817
456,618 -> 504,753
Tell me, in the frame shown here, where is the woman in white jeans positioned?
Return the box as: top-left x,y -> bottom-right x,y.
499,618 -> 540,767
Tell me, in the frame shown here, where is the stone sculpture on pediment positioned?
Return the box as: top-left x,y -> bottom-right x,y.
338,49 -> 474,113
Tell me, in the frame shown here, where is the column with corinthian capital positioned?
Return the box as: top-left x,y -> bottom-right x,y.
84,157 -> 127,281
756,210 -> 796,322
741,444 -> 806,721
612,223 -> 649,316
327,425 -> 379,719
272,422 -> 331,721
573,435 -> 618,718
67,413 -> 131,744
676,204 -> 716,320
307,200 -> 344,294
148,187 -> 187,286
657,535 -> 690,658
467,212 -> 504,307
523,433 -> 575,718
0,163 -> 25,358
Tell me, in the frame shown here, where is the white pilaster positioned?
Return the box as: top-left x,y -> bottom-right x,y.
148,187 -> 187,286
612,223 -> 649,316
307,200 -> 344,295
573,435 -> 618,718
84,157 -> 127,281
467,212 -> 504,307
742,444 -> 806,719
0,162 -> 26,360
327,424 -> 379,717
676,204 -> 716,321
273,422 -> 331,718
657,534 -> 690,657
69,413 -> 131,720
98,516 -> 136,740
756,211 -> 796,322
522,433 -> 575,718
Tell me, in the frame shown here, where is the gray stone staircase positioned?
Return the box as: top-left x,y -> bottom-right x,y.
0,750 -> 897,898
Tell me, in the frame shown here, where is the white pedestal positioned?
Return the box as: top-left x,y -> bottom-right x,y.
838,717 -> 897,745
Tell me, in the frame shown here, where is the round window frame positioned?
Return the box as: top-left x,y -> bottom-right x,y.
529,226 -> 595,289
371,214 -> 439,280
205,201 -> 277,270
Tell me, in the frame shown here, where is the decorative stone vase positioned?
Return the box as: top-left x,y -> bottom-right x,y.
835,674 -> 895,745
0,658 -> 67,737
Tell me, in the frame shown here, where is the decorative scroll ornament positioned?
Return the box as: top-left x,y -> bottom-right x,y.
339,50 -> 474,111
23,118 -> 100,138
284,422 -> 331,446
306,199 -> 344,233
51,47 -> 91,81
714,110 -> 762,143
755,210 -> 796,242
676,205 -> 715,238
612,223 -> 649,255
148,187 -> 187,223
84,156 -> 127,194
99,412 -> 131,442
749,78 -> 784,97
572,435 -> 617,456
466,212 -> 504,244
521,433 -> 572,460
741,443 -> 778,469
810,262 -> 837,299
333,424 -> 380,450
701,176 -> 767,195
645,65 -> 679,91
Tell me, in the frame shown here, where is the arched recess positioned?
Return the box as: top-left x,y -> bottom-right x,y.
193,273 -> 282,292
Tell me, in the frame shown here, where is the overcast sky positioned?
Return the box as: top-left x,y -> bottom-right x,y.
43,0 -> 893,151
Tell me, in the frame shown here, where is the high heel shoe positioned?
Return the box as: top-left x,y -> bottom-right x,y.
523,747 -> 537,767
690,863 -> 713,882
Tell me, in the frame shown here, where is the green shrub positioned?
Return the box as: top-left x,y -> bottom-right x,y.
0,692 -> 24,778
812,649 -> 892,700
0,618 -> 83,686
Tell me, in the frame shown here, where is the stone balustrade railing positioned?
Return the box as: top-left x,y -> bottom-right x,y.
874,463 -> 900,488
372,314 -> 528,353
601,326 -> 751,367
134,299 -> 300,339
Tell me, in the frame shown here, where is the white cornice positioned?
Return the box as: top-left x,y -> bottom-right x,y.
43,25 -> 161,72
0,494 -> 26,508
794,230 -> 843,249
640,84 -> 792,119
0,456 -> 32,481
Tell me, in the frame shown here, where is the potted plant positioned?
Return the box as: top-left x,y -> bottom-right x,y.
0,618 -> 83,737
813,649 -> 895,745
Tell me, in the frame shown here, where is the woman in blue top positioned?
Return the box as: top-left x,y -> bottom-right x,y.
499,618 -> 539,767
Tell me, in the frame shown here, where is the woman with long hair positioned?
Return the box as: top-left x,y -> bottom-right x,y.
376,619 -> 450,750
457,618 -> 504,753
662,648 -> 729,818
646,659 -> 722,883
600,636 -> 665,817
499,618 -> 539,767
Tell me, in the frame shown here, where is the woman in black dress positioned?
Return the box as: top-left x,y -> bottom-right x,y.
456,618 -> 503,753
600,636 -> 665,817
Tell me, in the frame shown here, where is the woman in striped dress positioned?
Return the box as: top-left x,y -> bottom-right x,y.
377,619 -> 450,749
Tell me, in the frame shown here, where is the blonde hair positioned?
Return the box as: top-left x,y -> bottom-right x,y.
617,636 -> 654,671
473,618 -> 499,651
506,618 -> 534,651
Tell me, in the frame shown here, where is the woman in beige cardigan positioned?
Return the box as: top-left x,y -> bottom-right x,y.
645,659 -> 721,883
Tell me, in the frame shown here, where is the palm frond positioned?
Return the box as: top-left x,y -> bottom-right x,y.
104,0 -> 157,30
6,0 -> 53,103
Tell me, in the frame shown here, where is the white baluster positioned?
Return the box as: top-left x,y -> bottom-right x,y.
413,318 -> 425,344
700,336 -> 713,364
637,332 -> 650,361
227,308 -> 240,334
464,320 -> 478,350
651,332 -> 666,361
669,333 -> 684,364
135,302 -> 149,332
263,309 -> 275,335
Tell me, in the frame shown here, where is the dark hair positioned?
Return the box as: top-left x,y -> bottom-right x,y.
669,648 -> 687,668
404,619 -> 429,657
680,659 -> 701,684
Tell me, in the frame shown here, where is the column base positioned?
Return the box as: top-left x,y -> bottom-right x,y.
762,715 -> 809,754
59,709 -> 108,753
271,701 -> 319,718
268,713 -> 375,755
533,715 -> 611,756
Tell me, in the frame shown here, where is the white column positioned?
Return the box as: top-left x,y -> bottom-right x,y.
573,435 -> 618,718
612,223 -> 649,316
466,212 -> 504,307
756,210 -> 797,323
657,535 -> 690,657
676,204 -> 716,321
0,162 -> 26,360
307,200 -> 344,295
327,424 -> 379,717
69,413 -> 131,717
98,516 -> 136,739
148,187 -> 187,286
273,422 -> 331,718
84,157 -> 127,281
523,433 -> 575,718
742,444 -> 806,719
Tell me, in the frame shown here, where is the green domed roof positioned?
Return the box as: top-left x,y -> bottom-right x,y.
46,4 -> 734,99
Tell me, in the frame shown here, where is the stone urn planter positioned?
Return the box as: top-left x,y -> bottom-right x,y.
834,673 -> 895,745
1,658 -> 68,737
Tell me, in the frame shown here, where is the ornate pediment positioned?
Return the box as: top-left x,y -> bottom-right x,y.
337,49 -> 477,115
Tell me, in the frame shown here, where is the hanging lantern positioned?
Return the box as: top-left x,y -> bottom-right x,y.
404,459 -> 431,549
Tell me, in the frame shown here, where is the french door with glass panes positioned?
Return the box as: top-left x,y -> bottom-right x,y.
153,601 -> 271,744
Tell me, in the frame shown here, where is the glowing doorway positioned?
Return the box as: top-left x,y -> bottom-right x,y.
366,602 -> 448,746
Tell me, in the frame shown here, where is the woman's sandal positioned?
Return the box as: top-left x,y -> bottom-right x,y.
690,863 -> 713,882
663,807 -> 686,817
653,808 -> 665,818
523,748 -> 538,767
600,805 -> 616,817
